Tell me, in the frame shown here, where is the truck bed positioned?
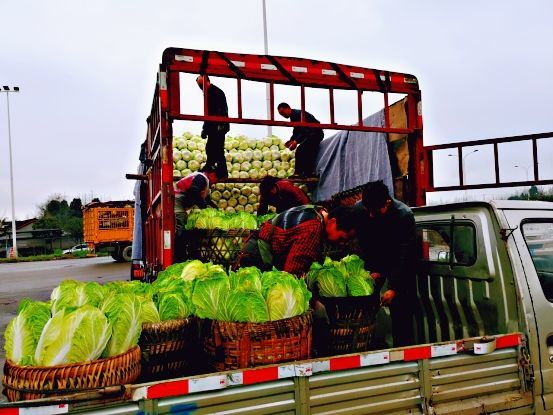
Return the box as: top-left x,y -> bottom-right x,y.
0,333 -> 532,415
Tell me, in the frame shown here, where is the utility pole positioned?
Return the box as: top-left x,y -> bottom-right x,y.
262,0 -> 272,137
1,86 -> 20,258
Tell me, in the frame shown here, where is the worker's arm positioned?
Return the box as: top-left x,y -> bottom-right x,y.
283,220 -> 323,277
279,181 -> 310,205
257,194 -> 269,216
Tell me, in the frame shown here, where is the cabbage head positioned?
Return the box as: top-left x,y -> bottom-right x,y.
141,298 -> 161,323
265,278 -> 310,321
221,290 -> 269,323
51,280 -> 106,314
156,292 -> 192,321
34,306 -> 112,366
191,271 -> 230,320
101,293 -> 142,357
229,267 -> 263,292
346,273 -> 375,297
4,300 -> 51,365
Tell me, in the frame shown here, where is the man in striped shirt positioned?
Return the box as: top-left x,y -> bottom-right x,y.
237,205 -> 356,277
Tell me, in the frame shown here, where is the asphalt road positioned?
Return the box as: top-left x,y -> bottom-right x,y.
0,257 -> 129,400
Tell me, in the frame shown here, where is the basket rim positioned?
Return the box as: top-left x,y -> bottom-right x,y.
142,317 -> 195,330
4,346 -> 140,371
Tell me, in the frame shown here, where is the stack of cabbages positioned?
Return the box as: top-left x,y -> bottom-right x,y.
172,133 -> 308,214
4,260 -> 311,367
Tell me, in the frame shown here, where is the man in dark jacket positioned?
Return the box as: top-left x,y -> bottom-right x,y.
236,205 -> 356,277
352,180 -> 418,347
278,102 -> 324,177
257,176 -> 310,216
197,75 -> 229,178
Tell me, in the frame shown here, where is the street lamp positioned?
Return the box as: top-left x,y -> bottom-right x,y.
262,0 -> 272,137
514,164 -> 530,200
448,149 -> 479,185
1,85 -> 19,258
514,164 -> 529,181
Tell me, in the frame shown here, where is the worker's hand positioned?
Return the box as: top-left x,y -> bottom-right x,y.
380,289 -> 396,306
201,130 -> 207,139
370,272 -> 382,282
285,140 -> 297,150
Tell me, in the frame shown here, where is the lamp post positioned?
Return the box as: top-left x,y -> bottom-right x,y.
448,149 -> 479,185
262,0 -> 272,137
514,164 -> 530,200
1,86 -> 19,258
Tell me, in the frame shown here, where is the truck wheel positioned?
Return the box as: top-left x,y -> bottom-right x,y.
121,245 -> 133,262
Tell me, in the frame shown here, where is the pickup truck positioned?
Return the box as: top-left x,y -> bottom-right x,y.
2,200 -> 551,414
3,48 -> 553,414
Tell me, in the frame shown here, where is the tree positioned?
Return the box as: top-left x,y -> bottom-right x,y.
529,185 -> 540,200
70,198 -> 83,217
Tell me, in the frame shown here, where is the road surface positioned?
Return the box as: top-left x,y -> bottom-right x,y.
0,257 -> 129,400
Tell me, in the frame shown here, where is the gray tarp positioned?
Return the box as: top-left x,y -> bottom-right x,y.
312,110 -> 393,202
131,162 -> 144,260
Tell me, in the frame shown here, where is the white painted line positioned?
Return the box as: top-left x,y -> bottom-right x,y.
175,55 -> 194,63
260,64 -> 277,71
322,69 -> 337,76
360,351 -> 390,366
188,375 -> 228,393
350,72 -> 364,79
431,344 -> 458,357
20,404 -> 68,415
292,66 -> 308,73
228,372 -> 244,386
132,386 -> 148,401
295,363 -> 313,377
277,364 -> 295,379
231,60 -> 245,68
311,360 -> 331,374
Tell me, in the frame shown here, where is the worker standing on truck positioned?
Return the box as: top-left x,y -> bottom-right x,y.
236,205 -> 356,277
352,180 -> 418,347
257,176 -> 310,216
196,75 -> 229,178
277,102 -> 324,177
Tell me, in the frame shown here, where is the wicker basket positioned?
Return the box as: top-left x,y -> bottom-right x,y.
201,312 -> 312,371
314,296 -> 379,357
2,346 -> 141,402
186,229 -> 252,267
139,318 -> 199,381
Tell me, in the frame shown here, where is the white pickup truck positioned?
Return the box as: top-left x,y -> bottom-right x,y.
2,200 -> 552,415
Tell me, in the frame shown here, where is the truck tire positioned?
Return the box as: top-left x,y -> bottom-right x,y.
121,245 -> 133,262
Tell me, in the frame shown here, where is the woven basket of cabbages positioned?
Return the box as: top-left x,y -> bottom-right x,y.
2,281 -> 145,401
183,208 -> 275,268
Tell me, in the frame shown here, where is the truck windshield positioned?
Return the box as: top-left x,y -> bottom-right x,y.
522,221 -> 553,301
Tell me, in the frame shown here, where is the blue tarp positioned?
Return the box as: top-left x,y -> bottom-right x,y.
312,109 -> 394,202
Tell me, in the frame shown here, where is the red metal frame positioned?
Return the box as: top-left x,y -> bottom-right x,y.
142,48 -> 424,273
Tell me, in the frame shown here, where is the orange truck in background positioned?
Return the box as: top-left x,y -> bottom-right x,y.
83,200 -> 134,262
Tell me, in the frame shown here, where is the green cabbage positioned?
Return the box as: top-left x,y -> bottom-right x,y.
229,267 -> 262,292
191,272 -> 230,320
4,300 -> 51,365
34,306 -> 112,366
51,280 -> 106,314
101,293 -> 142,357
347,273 -> 375,296
141,298 -> 161,323
156,292 -> 192,321
221,290 -> 269,323
262,270 -> 311,320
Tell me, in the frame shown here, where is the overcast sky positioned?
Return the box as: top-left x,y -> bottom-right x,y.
1,0 -> 552,219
